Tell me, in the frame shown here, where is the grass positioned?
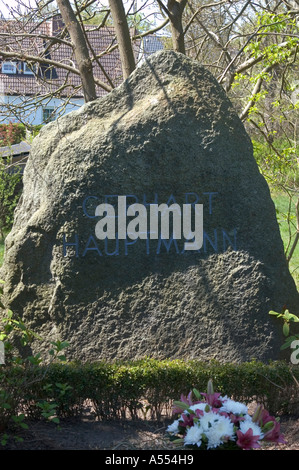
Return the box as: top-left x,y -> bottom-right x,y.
271,191 -> 299,290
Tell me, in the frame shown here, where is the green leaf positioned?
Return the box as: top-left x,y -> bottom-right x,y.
51,340 -> 70,352
172,438 -> 184,444
263,421 -> 274,432
269,310 -> 280,316
281,336 -> 299,350
57,354 -> 67,362
283,322 -> 290,337
1,434 -> 8,446
287,313 -> 299,323
173,400 -> 190,411
192,388 -> 201,399
2,403 -> 11,409
27,354 -> 42,365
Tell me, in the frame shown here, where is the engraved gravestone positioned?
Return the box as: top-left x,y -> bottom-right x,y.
1,50 -> 298,362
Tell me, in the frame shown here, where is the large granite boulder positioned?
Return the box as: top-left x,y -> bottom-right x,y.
1,50 -> 298,363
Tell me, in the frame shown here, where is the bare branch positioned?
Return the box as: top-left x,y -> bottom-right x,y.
184,0 -> 229,36
0,49 -> 113,92
56,0 -> 97,102
108,0 -> 136,78
239,64 -> 276,121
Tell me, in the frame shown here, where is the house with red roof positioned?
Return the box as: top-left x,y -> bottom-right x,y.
0,15 -> 163,126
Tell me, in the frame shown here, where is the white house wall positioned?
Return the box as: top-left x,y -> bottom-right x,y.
0,94 -> 85,125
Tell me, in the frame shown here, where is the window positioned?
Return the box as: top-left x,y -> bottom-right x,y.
2,61 -> 17,74
43,107 -> 56,123
23,63 -> 35,75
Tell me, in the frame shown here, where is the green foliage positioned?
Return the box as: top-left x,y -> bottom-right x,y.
0,160 -> 22,236
253,139 -> 299,189
29,124 -> 43,139
0,291 -> 298,439
245,10 -> 299,64
252,138 -> 299,289
1,291 -> 298,434
0,299 -> 69,443
269,309 -> 299,351
1,358 -> 298,427
37,401 -> 60,424
237,9 -> 299,281
0,123 -> 26,146
270,192 -> 299,289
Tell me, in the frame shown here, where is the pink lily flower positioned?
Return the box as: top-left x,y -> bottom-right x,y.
236,428 -> 261,450
263,420 -> 286,444
200,391 -> 223,408
253,405 -> 286,445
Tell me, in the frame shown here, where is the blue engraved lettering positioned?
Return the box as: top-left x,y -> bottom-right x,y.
203,229 -> 218,253
166,194 -> 177,205
104,235 -> 119,256
82,235 -> 102,257
156,235 -> 180,254
83,196 -> 100,218
63,233 -> 79,257
126,194 -> 139,207
142,193 -> 159,207
203,192 -> 218,215
222,228 -> 237,251
184,192 -> 199,207
124,236 -> 138,255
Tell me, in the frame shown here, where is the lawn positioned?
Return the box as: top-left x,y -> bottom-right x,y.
271,191 -> 299,290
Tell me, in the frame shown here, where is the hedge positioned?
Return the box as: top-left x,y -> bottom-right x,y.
1,358 -> 298,427
0,123 -> 26,146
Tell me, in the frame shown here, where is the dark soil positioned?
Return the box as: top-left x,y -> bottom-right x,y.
2,413 -> 298,451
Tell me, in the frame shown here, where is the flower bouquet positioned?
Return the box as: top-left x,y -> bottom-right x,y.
166,380 -> 286,450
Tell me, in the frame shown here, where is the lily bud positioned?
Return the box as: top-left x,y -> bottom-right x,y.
263,421 -> 275,432
252,404 -> 263,423
207,379 -> 214,395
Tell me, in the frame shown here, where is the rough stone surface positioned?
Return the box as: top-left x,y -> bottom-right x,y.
1,50 -> 298,363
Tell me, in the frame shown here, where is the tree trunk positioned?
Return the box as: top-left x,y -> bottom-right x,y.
108,0 -> 136,79
167,0 -> 187,54
56,0 -> 97,102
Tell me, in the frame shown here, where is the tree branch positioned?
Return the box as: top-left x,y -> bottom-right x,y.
108,0 -> 136,79
0,49 -> 113,93
56,0 -> 97,102
239,64 -> 275,121
184,0 -> 229,36
74,0 -> 115,89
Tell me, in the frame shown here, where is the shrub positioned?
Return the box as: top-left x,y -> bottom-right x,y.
1,311 -> 298,442
0,161 -> 22,236
2,357 -> 297,427
0,123 -> 26,146
0,307 -> 69,443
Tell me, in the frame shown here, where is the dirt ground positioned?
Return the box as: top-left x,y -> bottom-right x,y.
2,412 -> 299,451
